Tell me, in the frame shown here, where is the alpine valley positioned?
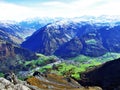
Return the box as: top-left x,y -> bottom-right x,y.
0,16 -> 120,90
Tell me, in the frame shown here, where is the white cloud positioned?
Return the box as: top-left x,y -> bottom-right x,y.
0,0 -> 120,21
0,2 -> 34,21
33,0 -> 120,17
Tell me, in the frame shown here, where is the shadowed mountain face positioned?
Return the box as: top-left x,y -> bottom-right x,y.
21,19 -> 120,58
22,21 -> 79,55
0,39 -> 37,72
79,58 -> 120,90
55,37 -> 83,58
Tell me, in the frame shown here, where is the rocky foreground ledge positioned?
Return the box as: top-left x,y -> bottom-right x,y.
0,72 -> 102,90
0,77 -> 40,90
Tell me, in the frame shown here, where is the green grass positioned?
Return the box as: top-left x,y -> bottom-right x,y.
21,52 -> 120,80
70,52 -> 120,63
38,65 -> 52,73
23,54 -> 57,69
71,55 -> 92,63
0,73 -> 4,77
36,52 -> 120,80
37,60 -> 101,80
85,39 -> 97,45
96,52 -> 120,62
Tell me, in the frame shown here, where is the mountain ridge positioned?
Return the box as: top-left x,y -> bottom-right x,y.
21,18 -> 120,58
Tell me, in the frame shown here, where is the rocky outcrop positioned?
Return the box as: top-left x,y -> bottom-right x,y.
27,73 -> 81,89
79,58 -> 120,90
3,72 -> 40,90
27,72 -> 102,90
0,72 -> 102,90
0,77 -> 31,90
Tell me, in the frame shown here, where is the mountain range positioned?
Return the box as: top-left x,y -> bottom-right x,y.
0,16 -> 120,90
0,17 -> 64,73
21,17 -> 120,58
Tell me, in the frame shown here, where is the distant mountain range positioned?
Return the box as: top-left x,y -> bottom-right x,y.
0,16 -> 120,61
0,17 -> 63,44
0,22 -> 23,44
21,17 -> 120,58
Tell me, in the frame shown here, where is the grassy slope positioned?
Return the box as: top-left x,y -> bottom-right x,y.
38,61 -> 101,80
15,52 -> 120,80
71,52 -> 120,63
22,54 -> 57,70
37,52 -> 120,80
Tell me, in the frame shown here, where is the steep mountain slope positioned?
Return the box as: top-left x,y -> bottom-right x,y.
21,18 -> 120,58
0,22 -> 23,44
0,17 -> 63,43
21,20 -> 83,55
55,37 -> 83,58
0,39 -> 37,72
79,58 -> 120,90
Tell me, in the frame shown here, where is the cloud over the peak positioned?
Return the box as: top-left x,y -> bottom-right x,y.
0,0 -> 120,21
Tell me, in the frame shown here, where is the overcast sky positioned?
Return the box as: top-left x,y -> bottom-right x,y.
0,0 -> 120,21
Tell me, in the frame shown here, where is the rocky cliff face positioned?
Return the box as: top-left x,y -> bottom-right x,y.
21,19 -> 120,58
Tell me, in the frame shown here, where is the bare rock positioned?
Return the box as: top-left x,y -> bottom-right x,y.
0,77 -> 32,90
